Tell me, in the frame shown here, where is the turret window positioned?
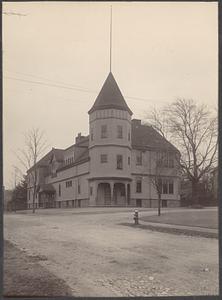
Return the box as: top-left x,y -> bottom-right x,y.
117,125 -> 123,138
116,155 -> 123,169
100,154 -> 108,163
101,125 -> 107,138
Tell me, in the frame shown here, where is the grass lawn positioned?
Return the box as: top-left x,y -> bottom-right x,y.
4,240 -> 73,297
141,209 -> 218,229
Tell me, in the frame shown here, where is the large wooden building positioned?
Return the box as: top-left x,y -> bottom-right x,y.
27,72 -> 181,209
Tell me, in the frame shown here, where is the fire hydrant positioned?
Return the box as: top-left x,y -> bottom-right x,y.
134,209 -> 139,225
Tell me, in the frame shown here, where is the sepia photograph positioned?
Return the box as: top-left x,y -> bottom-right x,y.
3,1 -> 219,297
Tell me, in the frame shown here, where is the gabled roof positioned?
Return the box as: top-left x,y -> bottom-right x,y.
131,122 -> 179,153
52,148 -> 64,162
75,148 -> 89,163
88,72 -> 133,115
57,137 -> 90,172
27,148 -> 64,173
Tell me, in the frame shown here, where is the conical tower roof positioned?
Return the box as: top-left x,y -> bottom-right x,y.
88,72 -> 133,115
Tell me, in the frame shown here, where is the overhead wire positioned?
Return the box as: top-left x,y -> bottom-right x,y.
4,70 -> 169,104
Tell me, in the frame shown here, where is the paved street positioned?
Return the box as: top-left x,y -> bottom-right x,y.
4,207 -> 219,297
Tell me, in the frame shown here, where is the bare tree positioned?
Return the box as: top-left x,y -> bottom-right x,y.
146,99 -> 218,205
150,151 -> 179,216
15,128 -> 49,213
150,153 -> 163,216
144,107 -> 170,140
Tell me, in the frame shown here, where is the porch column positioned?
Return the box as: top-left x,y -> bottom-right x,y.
110,182 -> 114,205
94,181 -> 99,206
124,183 -> 128,206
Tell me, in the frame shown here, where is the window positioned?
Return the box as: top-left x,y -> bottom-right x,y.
169,180 -> 174,194
116,155 -> 123,169
78,184 -> 81,194
159,178 -> 174,195
117,125 -> 123,138
136,179 -> 142,193
28,190 -> 30,200
128,132 -> 131,141
136,152 -> 142,165
157,152 -> 174,168
162,179 -> 168,194
66,180 -> 72,188
90,127 -> 94,141
90,187 -> 93,195
101,125 -> 107,138
100,154 -> 108,163
59,184 -> 61,197
128,157 -> 130,165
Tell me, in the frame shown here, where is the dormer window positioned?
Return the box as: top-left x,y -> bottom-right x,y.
101,125 -> 107,138
117,125 -> 123,138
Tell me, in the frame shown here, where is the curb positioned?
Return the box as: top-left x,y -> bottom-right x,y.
119,222 -> 218,239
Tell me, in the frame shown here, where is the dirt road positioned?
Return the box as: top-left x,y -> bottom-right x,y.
4,208 -> 219,297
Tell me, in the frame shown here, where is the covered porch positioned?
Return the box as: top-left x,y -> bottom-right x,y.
38,184 -> 56,208
89,178 -> 131,206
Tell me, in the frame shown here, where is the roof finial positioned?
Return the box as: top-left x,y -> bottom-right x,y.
109,5 -> 112,73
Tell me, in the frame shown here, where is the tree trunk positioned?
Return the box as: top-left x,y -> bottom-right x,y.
191,180 -> 199,205
158,193 -> 161,216
32,188 -> 36,213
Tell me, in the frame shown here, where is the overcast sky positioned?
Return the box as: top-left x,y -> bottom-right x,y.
3,1 -> 218,189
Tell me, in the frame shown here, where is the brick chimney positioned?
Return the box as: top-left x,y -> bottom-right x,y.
75,133 -> 85,144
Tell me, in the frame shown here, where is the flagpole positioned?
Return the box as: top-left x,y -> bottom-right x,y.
110,6 -> 112,72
